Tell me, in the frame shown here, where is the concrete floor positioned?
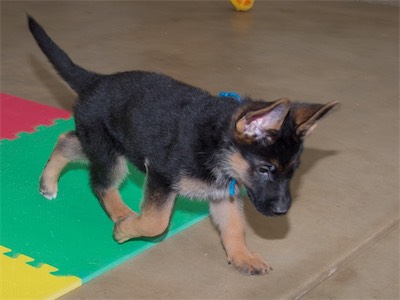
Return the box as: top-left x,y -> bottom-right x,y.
1,1 -> 399,299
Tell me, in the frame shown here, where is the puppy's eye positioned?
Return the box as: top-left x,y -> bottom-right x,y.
258,164 -> 276,174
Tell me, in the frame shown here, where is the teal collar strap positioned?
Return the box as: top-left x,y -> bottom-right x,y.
218,91 -> 242,102
229,178 -> 237,196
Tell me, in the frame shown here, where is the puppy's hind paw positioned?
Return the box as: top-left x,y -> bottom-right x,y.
40,188 -> 58,200
39,179 -> 58,200
113,212 -> 139,243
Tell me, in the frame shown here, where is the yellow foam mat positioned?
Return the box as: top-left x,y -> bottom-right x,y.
0,245 -> 82,299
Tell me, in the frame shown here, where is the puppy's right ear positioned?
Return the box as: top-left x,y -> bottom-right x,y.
234,98 -> 290,144
292,101 -> 340,138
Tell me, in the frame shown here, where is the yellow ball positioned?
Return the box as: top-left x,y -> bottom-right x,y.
230,0 -> 254,12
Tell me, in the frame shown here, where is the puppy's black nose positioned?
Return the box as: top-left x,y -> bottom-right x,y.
273,209 -> 288,216
272,205 -> 289,215
271,195 -> 291,215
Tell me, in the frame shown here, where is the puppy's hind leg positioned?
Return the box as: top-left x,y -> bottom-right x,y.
114,170 -> 176,243
40,131 -> 86,200
91,156 -> 134,223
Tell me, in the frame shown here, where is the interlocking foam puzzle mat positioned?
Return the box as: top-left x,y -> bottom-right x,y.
0,93 -> 72,140
0,93 -> 209,299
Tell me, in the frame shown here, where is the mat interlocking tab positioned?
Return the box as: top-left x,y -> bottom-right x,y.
0,245 -> 81,299
0,93 -> 71,140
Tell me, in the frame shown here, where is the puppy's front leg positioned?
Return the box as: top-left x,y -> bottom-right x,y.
209,197 -> 272,275
113,172 -> 176,243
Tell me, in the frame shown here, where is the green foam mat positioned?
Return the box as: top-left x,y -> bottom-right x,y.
0,119 -> 209,283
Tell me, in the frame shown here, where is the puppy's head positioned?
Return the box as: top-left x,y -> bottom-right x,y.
228,98 -> 339,216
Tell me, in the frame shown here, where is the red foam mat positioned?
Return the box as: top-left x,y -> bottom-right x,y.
0,93 -> 71,140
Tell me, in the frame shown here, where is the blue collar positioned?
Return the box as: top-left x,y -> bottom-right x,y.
218,91 -> 242,102
229,178 -> 237,196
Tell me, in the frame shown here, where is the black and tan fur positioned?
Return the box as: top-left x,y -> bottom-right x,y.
29,16 -> 339,275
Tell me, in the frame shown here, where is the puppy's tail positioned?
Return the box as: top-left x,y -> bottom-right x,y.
28,15 -> 98,94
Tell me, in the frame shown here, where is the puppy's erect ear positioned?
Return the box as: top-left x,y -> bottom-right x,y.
235,98 -> 290,144
292,101 -> 340,137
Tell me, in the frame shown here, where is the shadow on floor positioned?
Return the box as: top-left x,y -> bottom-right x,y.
244,147 -> 339,240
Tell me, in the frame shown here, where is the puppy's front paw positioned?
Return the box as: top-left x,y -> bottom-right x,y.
39,177 -> 58,200
113,212 -> 139,243
228,251 -> 273,275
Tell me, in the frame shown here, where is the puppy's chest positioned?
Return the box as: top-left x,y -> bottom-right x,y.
174,176 -> 229,201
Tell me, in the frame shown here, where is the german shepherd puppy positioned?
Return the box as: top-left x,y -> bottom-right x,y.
29,16 -> 339,275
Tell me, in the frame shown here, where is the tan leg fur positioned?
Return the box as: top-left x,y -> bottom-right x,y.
40,132 -> 86,200
113,192 -> 176,243
98,188 -> 134,223
210,197 -> 273,275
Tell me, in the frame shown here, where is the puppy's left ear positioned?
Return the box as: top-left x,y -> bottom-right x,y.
235,98 -> 290,144
292,101 -> 340,137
